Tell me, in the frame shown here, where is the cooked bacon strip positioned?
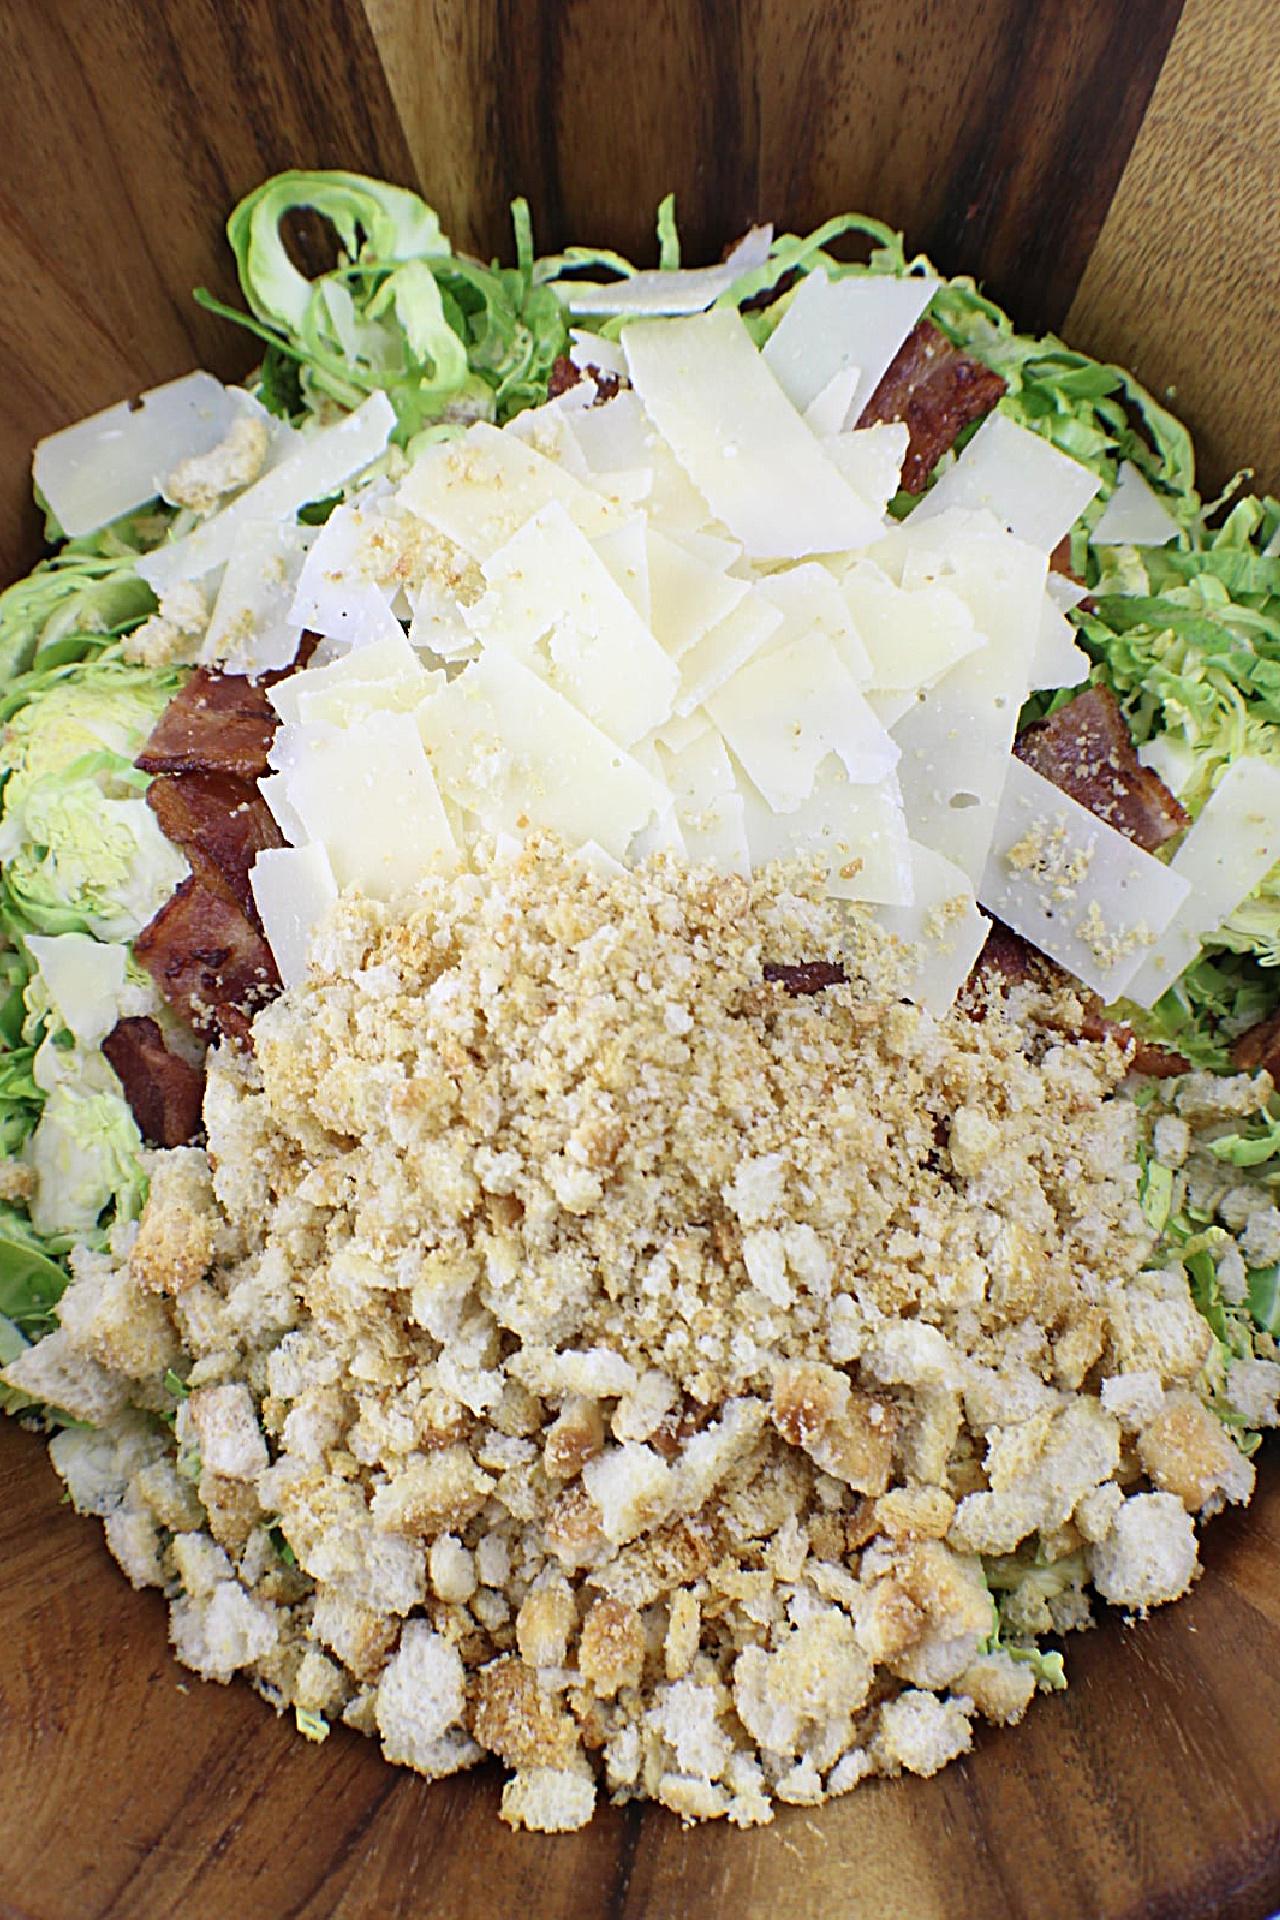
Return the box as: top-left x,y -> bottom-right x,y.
102,1016 -> 205,1147
147,771 -> 284,919
763,960 -> 848,995
1232,1006 -> 1280,1079
1014,684 -> 1189,853
135,669 -> 278,780
962,918 -> 1189,1074
134,871 -> 280,1044
856,320 -> 1007,493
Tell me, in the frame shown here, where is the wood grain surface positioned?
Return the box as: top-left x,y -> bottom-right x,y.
3,3 -> 1280,1917
1065,0 -> 1280,505
0,0 -> 414,579
3,1417 -> 1279,1920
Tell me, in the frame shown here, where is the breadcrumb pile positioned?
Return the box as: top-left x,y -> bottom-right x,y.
10,839 -> 1279,1829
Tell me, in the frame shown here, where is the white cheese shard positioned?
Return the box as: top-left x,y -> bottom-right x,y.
138,393 -> 395,592
1091,462 -> 1180,547
654,727 -> 750,873
675,589 -> 783,715
738,756 -> 913,905
979,757 -> 1191,1000
1126,758 -> 1280,1008
761,268 -> 939,420
593,518 -> 651,621
257,772 -> 307,844
757,563 -> 873,683
416,650 -> 668,861
464,501 -> 676,745
284,711 -> 456,901
267,629 -> 422,725
569,329 -> 628,377
621,309 -> 886,559
35,372 -> 244,539
910,412 -> 1101,554
25,934 -> 128,1048
1030,596 -> 1091,692
201,518 -> 313,675
645,527 -> 749,660
804,366 -> 862,436
401,419 -> 622,559
549,226 -> 772,316
707,630 -> 897,812
821,422 -> 910,519
842,559 -> 980,691
889,510 -> 1049,881
250,843 -> 339,990
1264,524 -> 1280,560
875,844 -> 990,1014
1047,569 -> 1090,612
505,390 -> 594,477
565,391 -> 711,532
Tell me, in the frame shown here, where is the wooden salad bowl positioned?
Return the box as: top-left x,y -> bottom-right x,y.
2,3 -> 1278,1916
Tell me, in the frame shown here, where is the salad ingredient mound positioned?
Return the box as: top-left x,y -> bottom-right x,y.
3,171 -> 1280,1826
10,837 -> 1265,1830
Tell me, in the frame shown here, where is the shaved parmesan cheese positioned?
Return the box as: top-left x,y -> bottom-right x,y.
738,756 -> 913,906
416,650 -> 667,860
550,226 -> 772,316
842,560 -> 980,691
1047,569 -> 1089,613
505,393 -> 594,477
1030,596 -> 1090,691
138,393 -> 395,592
889,511 -> 1048,880
294,667 -> 437,730
866,688 -> 920,730
1264,524 -> 1280,560
676,589 -> 783,716
258,772 -> 308,844
26,934 -> 128,1048
910,413 -> 1100,554
875,844 -> 990,1013
1126,758 -> 1280,1007
201,518 -> 312,674
401,419 -> 622,560
804,366 -> 862,436
758,564 -> 873,684
655,728 -> 750,873
979,757 -> 1191,1000
564,390 -> 711,533
593,518 -> 651,621
821,423 -> 910,518
708,630 -> 896,812
1091,462 -> 1180,546
250,844 -> 338,989
645,527 -> 749,660
35,372 -> 244,539
285,711 -> 455,901
465,501 -> 676,745
622,309 -> 885,560
762,269 -> 939,421
569,329 -> 628,377
289,507 -> 409,650
268,628 -> 422,724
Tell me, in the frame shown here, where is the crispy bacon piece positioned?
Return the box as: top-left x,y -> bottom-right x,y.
146,771 -> 284,918
962,920 -> 1189,1074
134,872 -> 280,1044
1014,684 -> 1189,853
763,960 -> 848,995
1232,1006 -> 1280,1080
857,320 -> 1007,493
102,1016 -> 205,1147
135,669 -> 278,781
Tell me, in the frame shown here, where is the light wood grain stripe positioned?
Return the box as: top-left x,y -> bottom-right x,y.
1066,0 -> 1280,494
